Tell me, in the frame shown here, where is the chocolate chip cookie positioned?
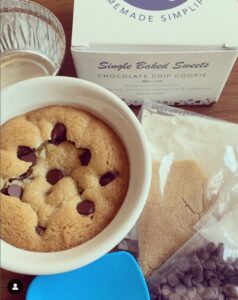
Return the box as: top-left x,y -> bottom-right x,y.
0,106 -> 130,251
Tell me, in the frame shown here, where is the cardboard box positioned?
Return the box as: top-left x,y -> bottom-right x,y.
72,0 -> 238,105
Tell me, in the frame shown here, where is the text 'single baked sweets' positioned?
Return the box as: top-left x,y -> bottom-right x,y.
0,106 -> 130,252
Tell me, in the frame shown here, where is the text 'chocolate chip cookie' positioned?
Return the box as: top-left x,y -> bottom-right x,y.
0,105 -> 130,252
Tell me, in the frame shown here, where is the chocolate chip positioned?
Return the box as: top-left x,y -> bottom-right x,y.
223,285 -> 238,297
216,262 -> 225,273
204,270 -> 216,281
17,146 -> 37,165
46,169 -> 64,185
210,251 -> 219,261
161,285 -> 172,296
201,287 -> 219,299
99,171 -> 118,186
178,259 -> 190,272
9,168 -> 33,184
167,274 -> 179,287
192,275 -> 203,286
181,274 -> 193,288
20,168 -> 33,180
150,295 -> 158,300
175,284 -> 187,295
76,200 -> 95,215
35,226 -> 46,236
209,277 -> 221,287
20,153 -> 37,165
17,146 -> 34,157
223,265 -> 235,278
158,276 -> 168,285
191,263 -> 203,276
196,283 -> 205,295
186,287 -> 197,299
233,259 -> 238,272
79,149 -> 91,166
175,269 -> 185,279
78,187 -> 84,195
204,260 -> 216,271
190,253 -> 200,264
230,275 -> 238,285
9,185 -> 23,198
1,184 -> 23,198
7,184 -> 23,199
197,248 -> 209,261
206,243 -> 216,253
218,273 -> 226,282
8,178 -> 16,183
217,243 -> 224,259
50,123 -> 67,145
1,188 -> 9,195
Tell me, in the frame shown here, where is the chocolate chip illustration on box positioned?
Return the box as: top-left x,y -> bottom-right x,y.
0,106 -> 129,251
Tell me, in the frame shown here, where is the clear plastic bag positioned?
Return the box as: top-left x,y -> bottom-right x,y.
138,104 -> 238,276
196,183 -> 238,261
140,104 -> 238,203
119,104 -> 238,277
147,185 -> 238,300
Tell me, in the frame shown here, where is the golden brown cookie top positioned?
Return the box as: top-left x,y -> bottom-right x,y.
0,105 -> 130,251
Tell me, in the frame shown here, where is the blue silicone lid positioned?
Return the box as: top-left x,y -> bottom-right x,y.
26,251 -> 150,300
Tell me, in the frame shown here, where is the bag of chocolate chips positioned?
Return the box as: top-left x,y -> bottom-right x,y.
147,191 -> 238,300
148,238 -> 238,300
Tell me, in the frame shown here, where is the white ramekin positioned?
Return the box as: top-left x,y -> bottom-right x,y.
1,76 -> 151,275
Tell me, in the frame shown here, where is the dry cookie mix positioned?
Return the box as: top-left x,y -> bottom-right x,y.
139,161 -> 210,276
0,106 -> 129,251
